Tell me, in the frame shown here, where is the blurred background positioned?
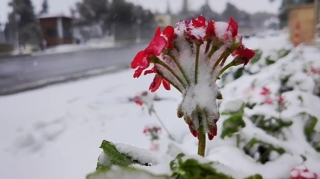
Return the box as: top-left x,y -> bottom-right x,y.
0,0 -> 318,55
0,0 -> 319,94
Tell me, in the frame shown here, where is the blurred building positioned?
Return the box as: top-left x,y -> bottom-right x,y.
279,0 -> 320,44
38,14 -> 73,47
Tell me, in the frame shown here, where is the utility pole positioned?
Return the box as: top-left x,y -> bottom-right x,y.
13,0 -> 20,54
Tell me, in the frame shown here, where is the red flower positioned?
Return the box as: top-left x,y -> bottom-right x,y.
277,95 -> 285,103
290,167 -> 318,179
233,45 -> 255,65
264,97 -> 273,105
206,21 -> 216,40
131,51 -> 150,78
227,17 -> 238,37
192,15 -> 206,28
144,36 -> 167,56
144,66 -> 157,75
149,75 -> 171,92
311,67 -> 320,74
162,26 -> 175,49
260,87 -> 271,96
133,96 -> 143,106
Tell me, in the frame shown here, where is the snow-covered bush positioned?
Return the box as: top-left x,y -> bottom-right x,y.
87,15 -> 262,178
87,15 -> 320,179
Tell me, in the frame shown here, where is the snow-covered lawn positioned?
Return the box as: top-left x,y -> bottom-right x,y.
1,33 -> 320,179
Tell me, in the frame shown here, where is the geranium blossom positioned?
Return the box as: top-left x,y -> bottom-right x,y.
290,166 -> 318,179
131,15 -> 255,141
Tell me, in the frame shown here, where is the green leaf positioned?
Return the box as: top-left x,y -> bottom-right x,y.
221,114 -> 246,139
98,140 -> 134,169
249,49 -> 263,65
170,154 -> 234,179
233,67 -> 244,80
277,49 -> 291,58
244,174 -> 263,179
265,56 -> 275,65
97,140 -> 153,170
87,166 -> 169,179
303,114 -> 318,141
246,138 -> 286,164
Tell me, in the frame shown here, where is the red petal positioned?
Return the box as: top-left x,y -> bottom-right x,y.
131,51 -> 144,69
206,21 -> 215,40
208,133 -> 214,140
163,26 -> 175,49
147,36 -> 166,56
192,15 -> 206,28
144,66 -> 156,75
228,17 -> 238,37
149,75 -> 162,92
162,78 -> 171,90
189,125 -> 198,138
133,68 -> 144,78
155,27 -> 161,36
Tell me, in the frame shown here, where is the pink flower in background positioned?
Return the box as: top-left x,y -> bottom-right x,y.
143,125 -> 162,151
260,87 -> 271,96
310,66 -> 320,74
277,95 -> 285,103
263,97 -> 273,105
290,166 -> 318,179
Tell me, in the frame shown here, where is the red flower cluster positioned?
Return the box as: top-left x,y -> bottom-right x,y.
131,26 -> 175,91
290,166 -> 318,179
232,45 -> 256,65
131,15 -> 256,141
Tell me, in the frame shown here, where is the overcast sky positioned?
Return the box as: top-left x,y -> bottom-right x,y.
0,0 -> 282,25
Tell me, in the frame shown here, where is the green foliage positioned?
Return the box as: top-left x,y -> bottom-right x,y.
170,153 -> 233,179
265,56 -> 276,65
244,174 -> 263,179
221,113 -> 246,139
87,166 -> 169,179
233,67 -> 244,80
250,49 -> 263,65
249,115 -> 292,137
277,49 -> 291,59
97,140 -> 152,171
246,138 -> 285,164
246,103 -> 257,109
300,112 -> 320,151
7,0 -> 42,46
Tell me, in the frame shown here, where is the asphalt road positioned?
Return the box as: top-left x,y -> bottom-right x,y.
0,43 -> 148,95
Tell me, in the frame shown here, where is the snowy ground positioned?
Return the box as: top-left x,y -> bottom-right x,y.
33,37 -> 119,56
1,33 -> 319,179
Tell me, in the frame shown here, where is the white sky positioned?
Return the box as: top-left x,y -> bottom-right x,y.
0,0 -> 282,24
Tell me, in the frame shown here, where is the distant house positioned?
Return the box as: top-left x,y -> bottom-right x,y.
279,0 -> 320,44
38,14 -> 73,47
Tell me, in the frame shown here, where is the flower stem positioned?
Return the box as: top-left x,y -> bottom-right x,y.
195,44 -> 200,84
154,59 -> 186,89
198,122 -> 206,157
167,51 -> 190,85
208,45 -> 219,59
152,110 -> 176,141
218,60 -> 236,77
212,50 -> 230,72
157,71 -> 182,93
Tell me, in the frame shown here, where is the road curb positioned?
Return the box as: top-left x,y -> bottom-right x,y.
0,65 -> 130,96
